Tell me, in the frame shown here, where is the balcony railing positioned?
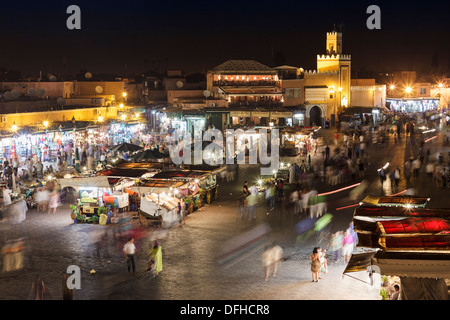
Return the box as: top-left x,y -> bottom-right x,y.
228,101 -> 283,108
213,80 -> 277,87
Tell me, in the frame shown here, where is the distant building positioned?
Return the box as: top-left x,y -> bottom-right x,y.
385,71 -> 439,112
303,31 -> 352,126
206,59 -> 286,128
0,80 -> 129,131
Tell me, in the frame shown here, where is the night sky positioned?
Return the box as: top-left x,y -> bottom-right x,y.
0,0 -> 448,77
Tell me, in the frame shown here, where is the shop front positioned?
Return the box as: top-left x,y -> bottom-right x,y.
0,121 -> 148,165
250,111 -> 270,126
184,114 -> 206,141
292,112 -> 305,127
269,111 -> 293,127
280,128 -> 318,156
387,98 -> 439,113
229,110 -> 252,127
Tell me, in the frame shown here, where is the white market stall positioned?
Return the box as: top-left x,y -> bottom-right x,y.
57,175 -> 130,217
129,179 -> 189,227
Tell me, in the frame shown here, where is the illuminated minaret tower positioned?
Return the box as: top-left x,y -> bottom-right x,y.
326,31 -> 342,55
317,30 -> 351,110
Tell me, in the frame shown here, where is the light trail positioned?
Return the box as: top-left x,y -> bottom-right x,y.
335,189 -> 407,211
424,135 -> 437,143
335,203 -> 360,211
390,189 -> 407,196
317,182 -> 361,197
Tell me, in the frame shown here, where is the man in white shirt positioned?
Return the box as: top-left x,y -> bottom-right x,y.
249,184 -> 258,197
123,238 -> 136,273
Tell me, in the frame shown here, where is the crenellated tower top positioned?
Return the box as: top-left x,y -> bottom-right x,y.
326,31 -> 342,55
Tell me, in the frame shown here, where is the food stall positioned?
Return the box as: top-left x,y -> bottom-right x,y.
96,162 -> 166,212
58,175 -> 112,218
131,179 -> 188,227
280,127 -> 319,156
150,169 -> 219,208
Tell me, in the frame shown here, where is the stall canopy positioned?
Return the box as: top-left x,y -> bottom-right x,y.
110,142 -> 143,153
113,162 -> 165,171
130,149 -> 169,161
131,180 -> 188,195
151,170 -> 210,180
58,176 -> 111,191
361,195 -> 430,208
96,162 -> 165,185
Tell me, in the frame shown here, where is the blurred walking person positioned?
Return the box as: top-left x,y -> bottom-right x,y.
342,229 -> 354,264
236,196 -> 246,221
289,189 -> 299,214
319,248 -> 327,277
378,167 -> 386,188
30,276 -> 48,300
48,189 -> 60,214
308,189 -> 318,218
393,167 -> 401,190
261,245 -> 284,281
149,240 -> 162,275
1,241 -> 13,272
329,231 -> 343,263
247,193 -> 257,221
316,195 -> 327,217
62,274 -> 75,300
301,188 -> 310,217
404,159 -> 412,186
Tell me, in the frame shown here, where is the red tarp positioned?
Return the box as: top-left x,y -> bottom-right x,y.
377,218 -> 450,249
378,218 -> 450,234
381,237 -> 450,248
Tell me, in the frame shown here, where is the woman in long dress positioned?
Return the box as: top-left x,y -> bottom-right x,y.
310,247 -> 321,282
149,241 -> 162,275
48,189 -> 60,214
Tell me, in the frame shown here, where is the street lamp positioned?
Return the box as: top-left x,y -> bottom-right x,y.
119,103 -> 124,108
43,121 -> 49,128
12,123 -> 17,132
405,86 -> 412,94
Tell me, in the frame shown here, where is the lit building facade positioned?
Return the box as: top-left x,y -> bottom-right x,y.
303,31 -> 352,126
386,71 -> 440,112
206,59 -> 287,127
